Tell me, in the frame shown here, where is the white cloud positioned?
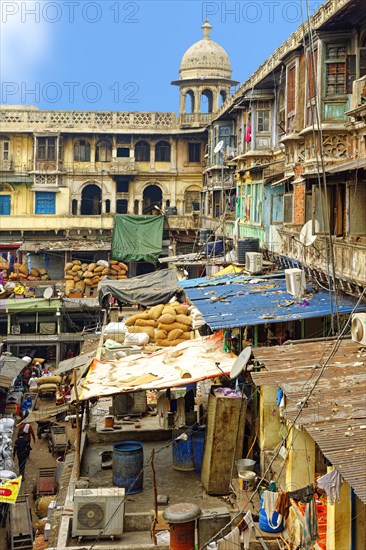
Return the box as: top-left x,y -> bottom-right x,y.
1,1 -> 53,84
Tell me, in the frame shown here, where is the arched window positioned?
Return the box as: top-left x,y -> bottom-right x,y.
105,199 -> 111,213
143,185 -> 162,213
219,90 -> 227,107
81,184 -> 101,215
185,90 -> 195,114
184,188 -> 201,213
74,140 -> 91,162
200,89 -> 213,113
135,141 -> 150,162
96,140 -> 112,162
155,141 -> 171,162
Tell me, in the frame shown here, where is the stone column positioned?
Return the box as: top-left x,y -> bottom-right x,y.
77,199 -> 82,215
150,143 -> 155,172
170,139 -> 177,172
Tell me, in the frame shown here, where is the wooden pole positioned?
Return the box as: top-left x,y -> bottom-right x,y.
150,449 -> 158,545
73,369 -> 81,480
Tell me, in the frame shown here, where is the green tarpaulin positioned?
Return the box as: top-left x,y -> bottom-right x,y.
111,215 -> 164,264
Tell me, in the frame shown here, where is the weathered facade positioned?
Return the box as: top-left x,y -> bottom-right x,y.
202,0 -> 366,295
0,21 -> 236,271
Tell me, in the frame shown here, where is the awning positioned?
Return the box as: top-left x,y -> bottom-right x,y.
4,298 -> 62,314
251,339 -> 366,504
25,403 -> 69,423
111,214 -> 164,264
270,176 -> 292,188
53,351 -> 97,375
77,333 -> 236,401
98,268 -> 181,307
327,158 -> 366,173
178,274 -> 365,330
0,354 -> 25,388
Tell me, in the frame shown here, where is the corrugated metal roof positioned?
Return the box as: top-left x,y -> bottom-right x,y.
251,339 -> 366,504
179,275 -> 365,329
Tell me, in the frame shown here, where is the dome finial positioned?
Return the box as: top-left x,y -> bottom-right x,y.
201,19 -> 212,40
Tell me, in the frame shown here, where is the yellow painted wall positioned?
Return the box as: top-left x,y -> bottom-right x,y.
286,426 -> 315,491
326,471 -> 351,550
259,386 -> 282,451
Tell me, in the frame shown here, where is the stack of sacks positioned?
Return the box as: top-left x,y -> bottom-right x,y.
64,259 -> 128,295
8,263 -> 50,281
190,306 -> 206,329
37,375 -> 61,395
125,302 -> 192,347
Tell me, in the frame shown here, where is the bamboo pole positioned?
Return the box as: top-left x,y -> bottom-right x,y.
73,369 -> 81,479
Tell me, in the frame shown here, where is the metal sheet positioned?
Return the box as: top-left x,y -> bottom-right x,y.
179,276 -> 365,329
251,339 -> 366,504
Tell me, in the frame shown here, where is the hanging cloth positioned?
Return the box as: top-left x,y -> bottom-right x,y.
240,510 -> 254,550
275,491 -> 291,519
217,526 -> 240,549
316,469 -> 342,504
302,497 -> 319,549
262,490 -> 282,529
289,484 -> 315,504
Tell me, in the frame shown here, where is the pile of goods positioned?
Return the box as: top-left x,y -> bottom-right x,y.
7,263 -> 50,281
64,259 -> 128,296
37,375 -> 61,397
125,302 -> 192,347
0,417 -> 15,471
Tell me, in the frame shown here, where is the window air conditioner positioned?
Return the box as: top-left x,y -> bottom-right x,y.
72,488 -> 125,538
351,313 -> 366,345
11,325 -> 21,335
245,252 -> 263,274
285,268 -> 306,296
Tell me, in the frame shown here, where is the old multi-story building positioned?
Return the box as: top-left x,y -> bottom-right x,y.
202,0 -> 366,295
0,21 -> 236,277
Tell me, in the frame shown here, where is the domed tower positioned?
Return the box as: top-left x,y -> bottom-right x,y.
172,20 -> 238,127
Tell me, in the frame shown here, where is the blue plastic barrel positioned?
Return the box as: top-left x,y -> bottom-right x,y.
191,427 -> 206,474
112,441 -> 143,494
259,493 -> 284,533
172,428 -> 195,471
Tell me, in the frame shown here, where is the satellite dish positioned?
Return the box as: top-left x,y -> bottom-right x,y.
43,286 -> 54,299
230,346 -> 252,379
299,220 -> 319,247
214,140 -> 225,154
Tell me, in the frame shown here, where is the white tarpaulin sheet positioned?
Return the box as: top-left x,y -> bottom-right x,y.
77,333 -> 235,401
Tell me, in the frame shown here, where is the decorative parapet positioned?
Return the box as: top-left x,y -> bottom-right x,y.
215,0 -> 351,119
0,108 -> 179,132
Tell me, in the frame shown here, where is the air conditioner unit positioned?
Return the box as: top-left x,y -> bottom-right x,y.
11,325 -> 21,335
285,268 -> 306,296
246,252 -> 263,274
72,488 -> 125,538
351,313 -> 366,345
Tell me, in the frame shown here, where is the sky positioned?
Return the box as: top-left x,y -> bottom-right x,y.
1,0 -> 321,112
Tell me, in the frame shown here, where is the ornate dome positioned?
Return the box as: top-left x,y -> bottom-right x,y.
179,20 -> 232,80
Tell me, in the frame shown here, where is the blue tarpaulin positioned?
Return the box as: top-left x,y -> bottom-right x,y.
179,274 -> 365,330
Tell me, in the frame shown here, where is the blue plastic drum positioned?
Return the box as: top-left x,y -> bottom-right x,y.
112,441 -> 144,494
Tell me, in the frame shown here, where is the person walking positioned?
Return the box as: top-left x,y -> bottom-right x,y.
17,421 -> 36,444
13,433 -> 31,480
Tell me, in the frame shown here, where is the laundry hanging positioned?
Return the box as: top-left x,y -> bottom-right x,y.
216,526 -> 241,549
276,491 -> 291,519
240,510 -> 254,550
262,490 -> 282,529
289,484 -> 315,504
316,468 -> 342,504
302,497 -> 319,550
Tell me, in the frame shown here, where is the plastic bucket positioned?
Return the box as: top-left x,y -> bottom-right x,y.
172,428 -> 195,471
235,458 -> 256,475
259,493 -> 284,533
191,428 -> 206,475
112,441 -> 143,494
239,471 -> 256,491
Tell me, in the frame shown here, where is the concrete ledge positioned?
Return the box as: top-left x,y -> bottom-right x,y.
88,428 -> 172,444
